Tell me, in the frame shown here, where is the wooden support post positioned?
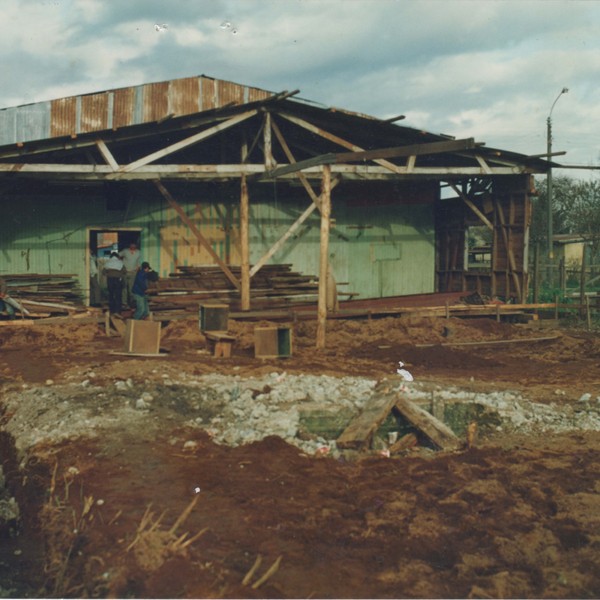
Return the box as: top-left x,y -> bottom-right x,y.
496,201 -> 522,301
586,295 -> 591,330
533,241 -> 540,305
240,173 -> 251,310
153,180 -> 241,291
580,244 -> 587,320
559,258 -> 566,296
316,165 -> 331,349
263,112 -> 275,170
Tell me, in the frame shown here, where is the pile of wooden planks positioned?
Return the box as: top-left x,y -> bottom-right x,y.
2,274 -> 86,318
148,264 -> 321,315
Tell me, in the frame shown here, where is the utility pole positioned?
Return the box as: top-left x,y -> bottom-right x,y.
546,87 -> 569,283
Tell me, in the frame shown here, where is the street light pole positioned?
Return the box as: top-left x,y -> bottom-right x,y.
546,87 -> 568,279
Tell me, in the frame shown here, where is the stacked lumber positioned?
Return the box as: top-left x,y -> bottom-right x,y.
2,274 -> 86,318
148,264 -> 321,315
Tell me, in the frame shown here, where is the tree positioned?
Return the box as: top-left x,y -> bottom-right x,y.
532,175 -> 600,259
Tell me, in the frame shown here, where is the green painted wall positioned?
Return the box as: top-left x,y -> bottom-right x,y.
0,181 -> 436,301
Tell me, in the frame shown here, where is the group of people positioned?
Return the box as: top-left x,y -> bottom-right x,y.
92,242 -> 157,320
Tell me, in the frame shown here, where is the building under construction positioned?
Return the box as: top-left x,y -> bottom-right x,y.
0,74 -> 551,329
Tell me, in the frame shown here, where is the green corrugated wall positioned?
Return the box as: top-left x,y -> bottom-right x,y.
0,182 -> 436,301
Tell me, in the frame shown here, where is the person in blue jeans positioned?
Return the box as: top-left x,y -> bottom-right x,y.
132,262 -> 153,320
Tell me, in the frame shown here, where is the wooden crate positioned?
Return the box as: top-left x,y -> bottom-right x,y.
199,304 -> 229,332
124,320 -> 161,354
254,326 -> 292,358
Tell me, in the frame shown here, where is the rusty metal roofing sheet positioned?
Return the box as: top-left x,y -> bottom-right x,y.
80,92 -> 110,134
0,75 -> 276,146
50,96 -> 77,137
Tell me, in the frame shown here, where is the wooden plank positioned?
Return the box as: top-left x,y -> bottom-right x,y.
336,380 -> 401,450
394,397 -> 461,451
124,320 -> 161,354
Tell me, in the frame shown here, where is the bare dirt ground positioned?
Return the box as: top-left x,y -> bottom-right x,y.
1,315 -> 600,598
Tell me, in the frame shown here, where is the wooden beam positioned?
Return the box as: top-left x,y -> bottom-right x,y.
263,112 -> 275,170
337,380 -> 401,450
270,117 -> 321,209
278,112 -> 406,175
115,110 -> 258,175
475,154 -> 493,175
316,165 -> 331,349
248,176 -> 340,279
95,139 -> 119,171
394,397 -> 461,451
0,163 -> 526,179
496,200 -> 522,301
153,180 -> 241,290
449,183 -> 494,230
249,203 -> 318,278
240,173 -> 251,310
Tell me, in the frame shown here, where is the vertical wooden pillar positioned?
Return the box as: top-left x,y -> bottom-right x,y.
240,173 -> 250,310
580,243 -> 587,320
264,112 -> 274,170
316,165 -> 331,349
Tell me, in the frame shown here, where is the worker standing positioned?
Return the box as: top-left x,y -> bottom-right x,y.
103,252 -> 126,314
119,242 -> 141,308
132,262 -> 154,320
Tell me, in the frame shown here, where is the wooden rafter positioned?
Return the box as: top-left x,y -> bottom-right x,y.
95,139 -> 119,171
111,110 -> 258,176
153,180 -> 241,291
278,112 -> 406,175
270,117 -> 321,209
266,138 -> 477,178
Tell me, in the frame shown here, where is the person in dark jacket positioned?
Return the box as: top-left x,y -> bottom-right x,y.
132,262 -> 153,320
103,252 -> 126,314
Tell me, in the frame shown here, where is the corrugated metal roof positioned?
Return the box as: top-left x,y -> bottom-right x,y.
0,75 -> 274,146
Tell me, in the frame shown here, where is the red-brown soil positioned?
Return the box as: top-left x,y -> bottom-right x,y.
1,315 -> 600,598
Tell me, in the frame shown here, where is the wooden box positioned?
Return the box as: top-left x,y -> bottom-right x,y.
254,326 -> 292,358
124,320 -> 161,354
199,304 -> 229,332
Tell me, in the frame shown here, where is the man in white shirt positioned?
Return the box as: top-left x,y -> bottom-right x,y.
119,242 -> 141,308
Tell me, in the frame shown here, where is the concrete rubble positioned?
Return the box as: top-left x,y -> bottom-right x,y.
3,370 -> 600,462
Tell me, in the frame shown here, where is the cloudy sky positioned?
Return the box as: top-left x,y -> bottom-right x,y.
2,0 -> 599,175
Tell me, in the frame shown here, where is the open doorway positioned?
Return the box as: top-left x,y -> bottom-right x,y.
87,227 -> 142,306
